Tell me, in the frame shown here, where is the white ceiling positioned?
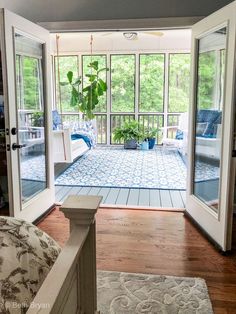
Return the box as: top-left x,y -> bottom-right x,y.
51,29 -> 191,54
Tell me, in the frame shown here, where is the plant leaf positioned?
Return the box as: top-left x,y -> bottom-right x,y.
97,67 -> 109,74
67,71 -> 73,83
98,79 -> 107,91
59,81 -> 69,86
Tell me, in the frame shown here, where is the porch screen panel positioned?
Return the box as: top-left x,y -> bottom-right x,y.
55,56 -> 79,112
139,54 -> 165,113
82,55 -> 107,113
111,55 -> 135,113
168,54 -> 191,113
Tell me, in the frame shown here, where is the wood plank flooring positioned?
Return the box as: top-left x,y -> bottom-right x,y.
55,185 -> 186,208
38,207 -> 236,313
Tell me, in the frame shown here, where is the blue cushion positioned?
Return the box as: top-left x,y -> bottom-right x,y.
71,134 -> 91,148
52,110 -> 62,130
175,129 -> 183,140
197,110 -> 221,137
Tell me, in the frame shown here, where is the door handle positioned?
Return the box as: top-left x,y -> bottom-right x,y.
12,143 -> 26,150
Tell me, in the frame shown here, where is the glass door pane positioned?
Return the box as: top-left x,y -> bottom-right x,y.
15,33 -> 47,203
193,27 -> 227,212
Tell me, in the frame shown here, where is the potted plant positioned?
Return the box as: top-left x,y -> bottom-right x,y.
143,127 -> 159,149
113,120 -> 142,149
61,61 -> 108,120
32,111 -> 44,127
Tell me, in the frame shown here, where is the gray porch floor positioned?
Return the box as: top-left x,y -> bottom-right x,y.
55,185 -> 186,208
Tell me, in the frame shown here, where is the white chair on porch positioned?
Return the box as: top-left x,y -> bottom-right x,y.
161,112 -> 189,156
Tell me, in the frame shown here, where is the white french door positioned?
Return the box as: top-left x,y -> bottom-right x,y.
0,9 -> 54,221
186,1 -> 236,251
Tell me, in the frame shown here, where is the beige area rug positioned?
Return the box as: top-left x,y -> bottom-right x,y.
97,271 -> 213,314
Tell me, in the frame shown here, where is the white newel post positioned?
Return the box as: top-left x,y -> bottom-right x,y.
60,195 -> 102,314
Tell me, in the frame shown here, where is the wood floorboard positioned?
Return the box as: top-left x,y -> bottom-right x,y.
88,187 -> 101,196
127,189 -> 139,206
55,185 -> 186,209
170,190 -> 184,208
116,189 -> 129,205
149,189 -> 161,207
160,190 -> 173,207
138,189 -> 150,206
180,190 -> 186,206
77,186 -> 91,195
104,188 -> 120,204
38,208 -> 236,313
97,188 -> 110,204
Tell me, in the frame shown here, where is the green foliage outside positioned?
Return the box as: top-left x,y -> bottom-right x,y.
111,55 -> 135,113
55,56 -> 79,112
197,51 -> 216,110
83,55 -> 107,113
22,57 -> 41,110
61,61 -> 108,120
139,54 -> 165,112
168,54 -> 190,113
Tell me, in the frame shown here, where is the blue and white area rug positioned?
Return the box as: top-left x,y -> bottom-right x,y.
56,147 -> 180,190
21,147 -> 219,190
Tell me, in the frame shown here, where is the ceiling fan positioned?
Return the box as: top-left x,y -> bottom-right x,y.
101,31 -> 164,40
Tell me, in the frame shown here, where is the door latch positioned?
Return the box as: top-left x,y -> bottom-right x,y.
12,143 -> 26,150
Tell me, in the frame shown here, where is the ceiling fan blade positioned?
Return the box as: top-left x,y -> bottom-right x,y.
101,32 -> 114,37
144,31 -> 164,37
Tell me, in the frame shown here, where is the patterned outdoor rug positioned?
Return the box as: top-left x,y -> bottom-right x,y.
97,271 -> 213,314
20,147 -> 219,190
55,146 -> 187,190
55,147 -> 219,190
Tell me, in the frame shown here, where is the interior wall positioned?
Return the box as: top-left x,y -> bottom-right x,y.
0,0 -> 233,23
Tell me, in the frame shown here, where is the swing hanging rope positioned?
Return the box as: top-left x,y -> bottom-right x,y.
56,34 -> 63,122
89,34 -> 93,117
56,34 -> 67,160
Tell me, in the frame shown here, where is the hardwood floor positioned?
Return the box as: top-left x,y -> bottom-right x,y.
38,207 -> 236,313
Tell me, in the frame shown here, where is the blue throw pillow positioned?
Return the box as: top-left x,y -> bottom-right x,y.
175,129 -> 183,140
52,110 -> 62,130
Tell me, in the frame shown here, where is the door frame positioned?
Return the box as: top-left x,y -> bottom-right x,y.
0,9 -> 55,222
186,1 -> 236,251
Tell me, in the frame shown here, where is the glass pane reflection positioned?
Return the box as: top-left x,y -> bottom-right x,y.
193,27 -> 227,212
15,33 -> 47,204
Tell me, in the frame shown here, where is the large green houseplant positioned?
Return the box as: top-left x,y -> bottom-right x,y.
60,61 -> 108,120
113,120 -> 142,149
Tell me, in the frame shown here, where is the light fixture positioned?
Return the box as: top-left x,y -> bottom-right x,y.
123,32 -> 138,40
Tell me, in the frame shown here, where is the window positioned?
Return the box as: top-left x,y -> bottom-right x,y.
55,56 -> 79,112
82,55 -> 107,113
168,54 -> 190,113
53,52 -> 192,145
111,55 -> 135,113
139,54 -> 165,112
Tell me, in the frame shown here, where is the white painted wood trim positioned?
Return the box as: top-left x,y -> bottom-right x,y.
27,195 -> 102,314
39,17 -> 204,33
1,9 -> 55,221
186,0 -> 236,251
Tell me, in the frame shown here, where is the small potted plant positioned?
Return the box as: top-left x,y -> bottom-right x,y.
143,127 -> 159,149
113,120 -> 142,149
